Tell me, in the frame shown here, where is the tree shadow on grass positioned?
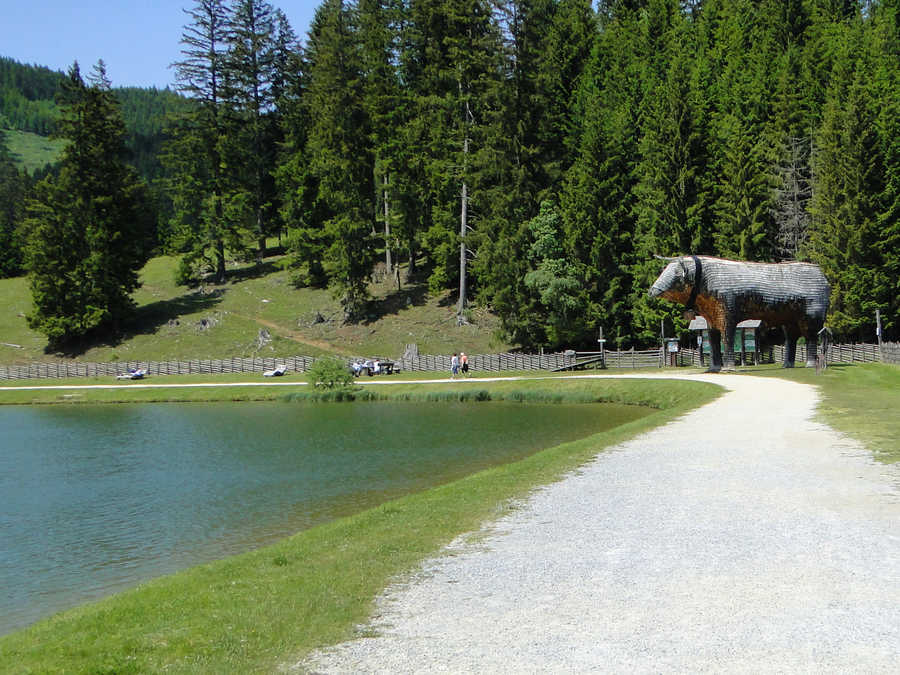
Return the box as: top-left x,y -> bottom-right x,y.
130,289 -> 225,335
361,282 -> 430,325
46,289 -> 225,357
437,292 -> 458,308
223,260 -> 281,283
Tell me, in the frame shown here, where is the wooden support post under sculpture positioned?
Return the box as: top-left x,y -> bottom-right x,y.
649,256 -> 830,372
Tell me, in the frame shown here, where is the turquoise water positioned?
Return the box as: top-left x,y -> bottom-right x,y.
0,400 -> 646,635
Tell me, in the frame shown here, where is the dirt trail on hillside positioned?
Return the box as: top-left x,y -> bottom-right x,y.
303,374 -> 900,673
238,315 -> 351,355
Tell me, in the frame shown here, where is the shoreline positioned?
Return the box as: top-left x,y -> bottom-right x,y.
0,375 -> 536,390
0,371 -> 702,406
0,377 -> 721,672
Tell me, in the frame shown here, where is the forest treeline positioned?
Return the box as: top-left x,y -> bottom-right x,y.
0,57 -> 62,136
2,0 -> 898,352
0,56 -> 187,181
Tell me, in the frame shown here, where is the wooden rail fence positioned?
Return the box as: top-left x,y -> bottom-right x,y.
772,342 -> 887,365
0,356 -> 315,380
877,342 -> 900,365
0,343 -> 896,380
399,352 -> 585,373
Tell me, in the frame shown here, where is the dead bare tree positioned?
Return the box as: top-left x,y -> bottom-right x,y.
772,136 -> 812,260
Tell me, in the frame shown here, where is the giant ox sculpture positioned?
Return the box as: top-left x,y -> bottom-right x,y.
649,256 -> 830,371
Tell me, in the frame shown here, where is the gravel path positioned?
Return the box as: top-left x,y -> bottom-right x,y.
302,374 -> 900,673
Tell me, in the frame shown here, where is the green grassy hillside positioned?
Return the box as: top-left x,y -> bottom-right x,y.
0,254 -> 509,364
2,128 -> 65,172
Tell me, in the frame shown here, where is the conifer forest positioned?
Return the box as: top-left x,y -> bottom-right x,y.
1,0 -> 898,350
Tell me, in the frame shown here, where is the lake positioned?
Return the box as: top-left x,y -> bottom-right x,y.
0,400 -> 647,635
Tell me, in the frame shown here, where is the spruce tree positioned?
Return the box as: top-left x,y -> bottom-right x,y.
704,0 -> 780,262
224,0 -> 282,263
492,0 -> 560,205
625,0 -> 703,345
808,5 -> 897,340
413,0 -> 504,315
24,62 -> 152,351
168,0 -> 234,282
0,130 -> 26,277
277,36 -> 331,287
560,1 -> 669,347
399,0 -> 450,293
713,117 -> 775,259
480,0 -> 598,348
870,0 -> 899,339
302,0 -> 374,321
539,0 -> 596,182
807,34 -> 880,339
271,9 -> 298,104
358,0 -> 404,277
634,17 -> 713,258
801,0 -> 858,125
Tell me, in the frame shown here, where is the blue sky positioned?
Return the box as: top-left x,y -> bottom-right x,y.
2,1 -> 320,89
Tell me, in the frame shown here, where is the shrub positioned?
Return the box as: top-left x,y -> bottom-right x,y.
174,256 -> 199,286
306,356 -> 355,390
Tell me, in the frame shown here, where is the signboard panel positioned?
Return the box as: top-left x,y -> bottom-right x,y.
701,329 -> 757,354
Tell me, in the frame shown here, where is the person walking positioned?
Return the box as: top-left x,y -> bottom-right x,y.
460,352 -> 469,377
450,353 -> 460,379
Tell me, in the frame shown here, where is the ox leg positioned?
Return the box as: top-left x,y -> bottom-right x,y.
782,327 -> 797,368
723,320 -> 738,371
708,328 -> 723,373
806,323 -> 821,368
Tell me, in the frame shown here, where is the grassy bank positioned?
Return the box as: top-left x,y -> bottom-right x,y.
749,361 -> 900,463
0,372 -> 313,405
0,369 -> 681,405
0,378 -> 720,673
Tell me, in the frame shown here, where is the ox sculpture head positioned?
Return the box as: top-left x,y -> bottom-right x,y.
649,255 -> 696,300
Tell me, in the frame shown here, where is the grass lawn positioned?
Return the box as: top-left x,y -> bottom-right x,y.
0,276 -> 46,358
743,361 -> 900,463
0,377 -> 721,673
